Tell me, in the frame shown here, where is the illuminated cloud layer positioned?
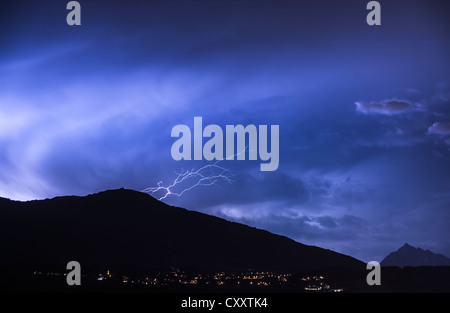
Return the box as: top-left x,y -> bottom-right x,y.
1,0 -> 450,261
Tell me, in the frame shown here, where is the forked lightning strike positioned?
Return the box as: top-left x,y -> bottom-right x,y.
142,161 -> 232,201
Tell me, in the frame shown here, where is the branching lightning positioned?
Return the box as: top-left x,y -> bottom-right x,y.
142,160 -> 233,201
142,147 -> 252,201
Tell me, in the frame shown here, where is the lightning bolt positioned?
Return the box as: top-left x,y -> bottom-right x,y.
142,160 -> 233,201
142,146 -> 252,201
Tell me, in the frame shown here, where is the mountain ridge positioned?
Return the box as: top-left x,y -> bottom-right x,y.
381,243 -> 450,267
0,188 -> 364,273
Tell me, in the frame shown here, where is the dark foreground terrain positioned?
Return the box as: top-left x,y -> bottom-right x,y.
1,189 -> 449,293
0,189 -> 362,275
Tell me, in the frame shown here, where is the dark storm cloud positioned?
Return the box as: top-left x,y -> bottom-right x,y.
166,170 -> 309,210
428,122 -> 450,136
355,99 -> 416,116
428,122 -> 450,146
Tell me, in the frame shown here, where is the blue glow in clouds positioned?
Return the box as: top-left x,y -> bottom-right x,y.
1,0 -> 450,261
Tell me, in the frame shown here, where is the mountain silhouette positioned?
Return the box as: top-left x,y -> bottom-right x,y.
0,189 -> 363,273
381,243 -> 450,267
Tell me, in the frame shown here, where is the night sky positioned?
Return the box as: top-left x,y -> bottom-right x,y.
2,0 -> 450,262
